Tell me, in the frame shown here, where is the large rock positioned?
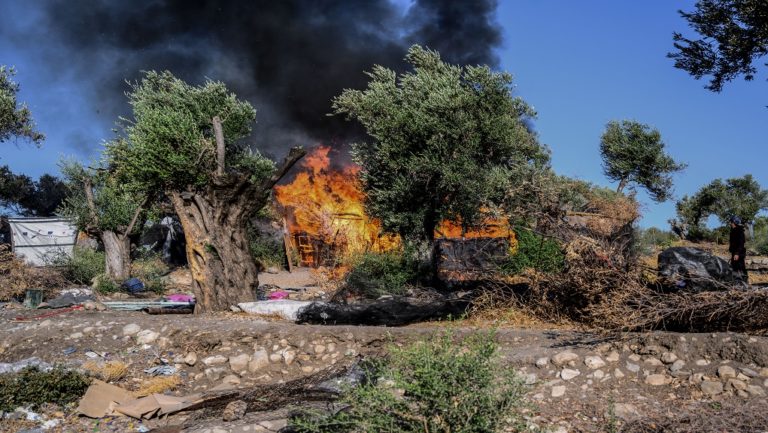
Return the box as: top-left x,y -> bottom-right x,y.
229,354 -> 250,373
658,247 -> 745,291
122,323 -> 141,336
136,330 -> 159,344
552,351 -> 579,366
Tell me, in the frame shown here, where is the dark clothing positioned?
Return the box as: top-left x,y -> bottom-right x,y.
729,225 -> 748,280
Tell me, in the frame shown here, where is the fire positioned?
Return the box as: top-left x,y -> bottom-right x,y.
274,146 -> 399,266
274,146 -> 516,267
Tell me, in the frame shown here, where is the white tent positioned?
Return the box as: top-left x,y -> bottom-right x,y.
8,217 -> 78,266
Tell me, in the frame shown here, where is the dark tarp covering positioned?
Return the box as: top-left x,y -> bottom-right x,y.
658,247 -> 746,292
296,293 -> 471,326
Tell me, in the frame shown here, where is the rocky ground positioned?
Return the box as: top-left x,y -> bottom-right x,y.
2,306 -> 768,432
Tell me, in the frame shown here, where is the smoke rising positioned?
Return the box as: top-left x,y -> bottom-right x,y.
4,0 -> 502,154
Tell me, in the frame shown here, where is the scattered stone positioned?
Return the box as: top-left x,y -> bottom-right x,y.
122,323 -> 141,336
700,381 -> 724,396
560,369 -> 581,381
695,359 -> 711,367
222,374 -> 241,386
605,351 -> 620,363
759,368 -> 768,377
670,359 -> 686,373
205,367 -> 226,381
747,385 -> 766,397
314,344 -> 326,354
660,352 -> 678,364
270,353 -> 283,363
640,345 -> 663,355
222,400 -> 248,422
552,351 -> 579,366
645,374 -> 669,386
628,354 -> 641,362
136,330 -> 159,344
727,379 -> 748,391
185,352 -> 198,366
69,332 -> 83,339
614,369 -> 625,379
249,349 -> 270,372
229,353 -> 250,373
283,350 -> 296,365
593,369 -> 605,380
522,373 -> 537,385
203,355 -> 228,366
740,367 -> 759,378
551,385 -> 566,397
644,358 -> 663,367
625,362 -> 640,373
584,356 -> 606,369
613,403 -> 639,420
535,357 -> 550,368
717,365 -> 737,379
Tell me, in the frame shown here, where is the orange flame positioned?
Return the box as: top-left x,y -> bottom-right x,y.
274,146 -> 515,267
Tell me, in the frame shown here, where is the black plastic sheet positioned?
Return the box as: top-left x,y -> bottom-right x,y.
658,247 -> 746,292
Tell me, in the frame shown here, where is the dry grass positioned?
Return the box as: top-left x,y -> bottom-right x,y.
134,375 -> 181,397
0,245 -> 67,301
83,360 -> 128,382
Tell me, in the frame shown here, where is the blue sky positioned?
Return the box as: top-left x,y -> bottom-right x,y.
1,1 -> 765,228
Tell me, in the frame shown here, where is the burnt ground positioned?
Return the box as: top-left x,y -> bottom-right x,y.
2,307 -> 768,433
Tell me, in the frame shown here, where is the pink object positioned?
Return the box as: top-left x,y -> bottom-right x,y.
166,294 -> 195,303
268,291 -> 289,300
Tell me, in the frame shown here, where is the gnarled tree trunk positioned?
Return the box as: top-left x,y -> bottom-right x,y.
170,148 -> 305,313
102,230 -> 130,282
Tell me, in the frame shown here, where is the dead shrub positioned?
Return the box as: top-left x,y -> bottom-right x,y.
83,360 -> 128,382
135,375 -> 181,397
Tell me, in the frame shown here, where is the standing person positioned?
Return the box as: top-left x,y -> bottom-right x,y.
729,216 -> 748,281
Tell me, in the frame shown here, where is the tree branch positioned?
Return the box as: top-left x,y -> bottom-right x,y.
258,147 -> 307,192
213,116 -> 226,177
120,196 -> 148,240
83,177 -> 100,229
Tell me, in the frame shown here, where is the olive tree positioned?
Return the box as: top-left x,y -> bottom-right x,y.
58,158 -> 147,281
108,71 -> 304,312
0,66 -> 44,145
332,45 -> 549,243
599,120 -> 686,202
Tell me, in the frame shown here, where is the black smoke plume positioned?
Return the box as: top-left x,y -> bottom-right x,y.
5,0 -> 502,154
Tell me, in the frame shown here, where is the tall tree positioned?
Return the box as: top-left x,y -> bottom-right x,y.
332,45 -> 549,243
669,0 -> 768,92
0,166 -> 66,216
673,174 -> 768,234
58,159 -> 147,281
0,66 -> 44,145
599,120 -> 686,202
108,71 -> 304,312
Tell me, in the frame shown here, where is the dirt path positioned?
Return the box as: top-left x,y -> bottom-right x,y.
2,308 -> 768,432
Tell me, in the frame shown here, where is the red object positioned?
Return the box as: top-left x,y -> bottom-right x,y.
268,291 -> 289,300
14,305 -> 83,322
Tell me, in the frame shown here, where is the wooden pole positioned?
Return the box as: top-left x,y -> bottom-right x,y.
212,116 -> 225,177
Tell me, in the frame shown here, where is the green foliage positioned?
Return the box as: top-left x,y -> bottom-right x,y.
501,229 -> 564,275
599,120 -> 686,202
0,367 -> 91,412
673,174 -> 768,238
58,159 -> 146,235
636,227 -> 678,255
669,0 -> 768,92
344,249 -> 421,298
107,70 -> 266,192
332,45 -> 549,242
249,233 -> 285,269
0,65 -> 44,145
292,331 -> 528,433
131,253 -> 169,294
750,216 -> 768,255
94,274 -> 119,294
0,166 -> 67,216
51,247 -> 106,285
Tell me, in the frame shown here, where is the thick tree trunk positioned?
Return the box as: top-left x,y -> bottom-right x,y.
102,230 -> 130,282
169,147 -> 306,313
170,192 -> 257,313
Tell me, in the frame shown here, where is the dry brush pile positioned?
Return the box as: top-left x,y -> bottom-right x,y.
486,181 -> 768,334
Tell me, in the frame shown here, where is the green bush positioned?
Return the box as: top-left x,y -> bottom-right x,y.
0,367 -> 91,412
501,229 -> 564,275
131,254 -> 169,294
93,274 -> 119,294
750,217 -> 768,255
249,234 -> 285,269
51,247 -> 105,284
344,249 -> 420,298
292,331 -> 528,433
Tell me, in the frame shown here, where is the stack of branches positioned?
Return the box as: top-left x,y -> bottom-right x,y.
0,244 -> 67,302
497,174 -> 768,333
